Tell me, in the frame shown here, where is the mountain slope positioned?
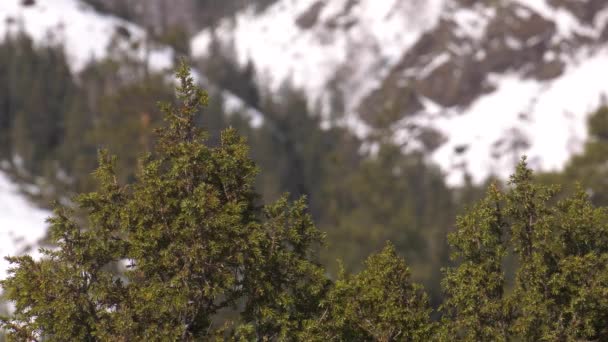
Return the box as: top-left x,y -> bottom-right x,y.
192,0 -> 443,132
0,0 -> 174,72
192,0 -> 608,185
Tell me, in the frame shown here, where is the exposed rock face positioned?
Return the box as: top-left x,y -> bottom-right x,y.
83,0 -> 281,34
53,0 -> 608,184
83,0 -> 199,33
296,1 -> 326,29
549,0 -> 608,22
358,1 -> 565,128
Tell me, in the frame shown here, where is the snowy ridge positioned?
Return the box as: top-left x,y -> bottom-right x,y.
0,172 -> 49,281
192,0 -> 608,185
0,0 -> 263,130
0,0 -> 174,73
191,0 -> 444,116
513,0 -> 598,39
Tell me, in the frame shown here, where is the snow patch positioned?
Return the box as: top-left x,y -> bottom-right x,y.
0,172 -> 50,281
222,91 -> 265,128
451,7 -> 490,41
191,0 -> 608,187
418,53 -> 451,79
426,47 -> 608,186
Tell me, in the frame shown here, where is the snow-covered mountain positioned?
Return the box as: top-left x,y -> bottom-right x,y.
7,0 -> 602,186
0,0 -> 606,291
192,0 -> 608,185
0,0 -> 263,123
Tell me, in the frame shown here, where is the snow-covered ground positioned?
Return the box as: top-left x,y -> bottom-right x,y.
0,172 -> 49,281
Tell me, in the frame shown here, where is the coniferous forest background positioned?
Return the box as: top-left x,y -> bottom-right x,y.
3,0 -> 608,339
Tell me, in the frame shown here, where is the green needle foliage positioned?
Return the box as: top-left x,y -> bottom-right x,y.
0,62 -> 328,341
440,184 -> 508,341
302,243 -> 434,341
3,62 -> 608,342
441,158 -> 608,341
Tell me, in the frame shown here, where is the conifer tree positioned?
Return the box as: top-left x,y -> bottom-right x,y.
4,60 -> 608,342
440,184 -> 508,341
1,62 -> 328,341
303,243 -> 434,341
441,158 -> 608,341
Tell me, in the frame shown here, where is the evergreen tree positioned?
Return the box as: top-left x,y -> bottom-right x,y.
440,184 -> 508,340
303,243 -> 434,341
3,57 -> 608,342
1,63 -> 327,340
441,158 -> 608,341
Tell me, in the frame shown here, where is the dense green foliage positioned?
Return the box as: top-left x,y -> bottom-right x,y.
3,63 -> 608,341
1,63 -> 328,340
4,23 -> 608,340
440,160 -> 608,341
196,48 -> 457,301
303,244 -> 434,341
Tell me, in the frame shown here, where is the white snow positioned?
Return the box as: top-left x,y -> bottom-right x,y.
0,0 -> 174,73
0,172 -> 50,281
419,47 -> 608,186
451,6 -> 491,41
1,0 -> 605,198
595,7 -> 608,33
418,53 -> 451,79
192,0 -> 608,187
221,91 -> 265,127
191,0 -> 445,116
190,70 -> 265,127
505,36 -> 523,50
514,7 -> 533,20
